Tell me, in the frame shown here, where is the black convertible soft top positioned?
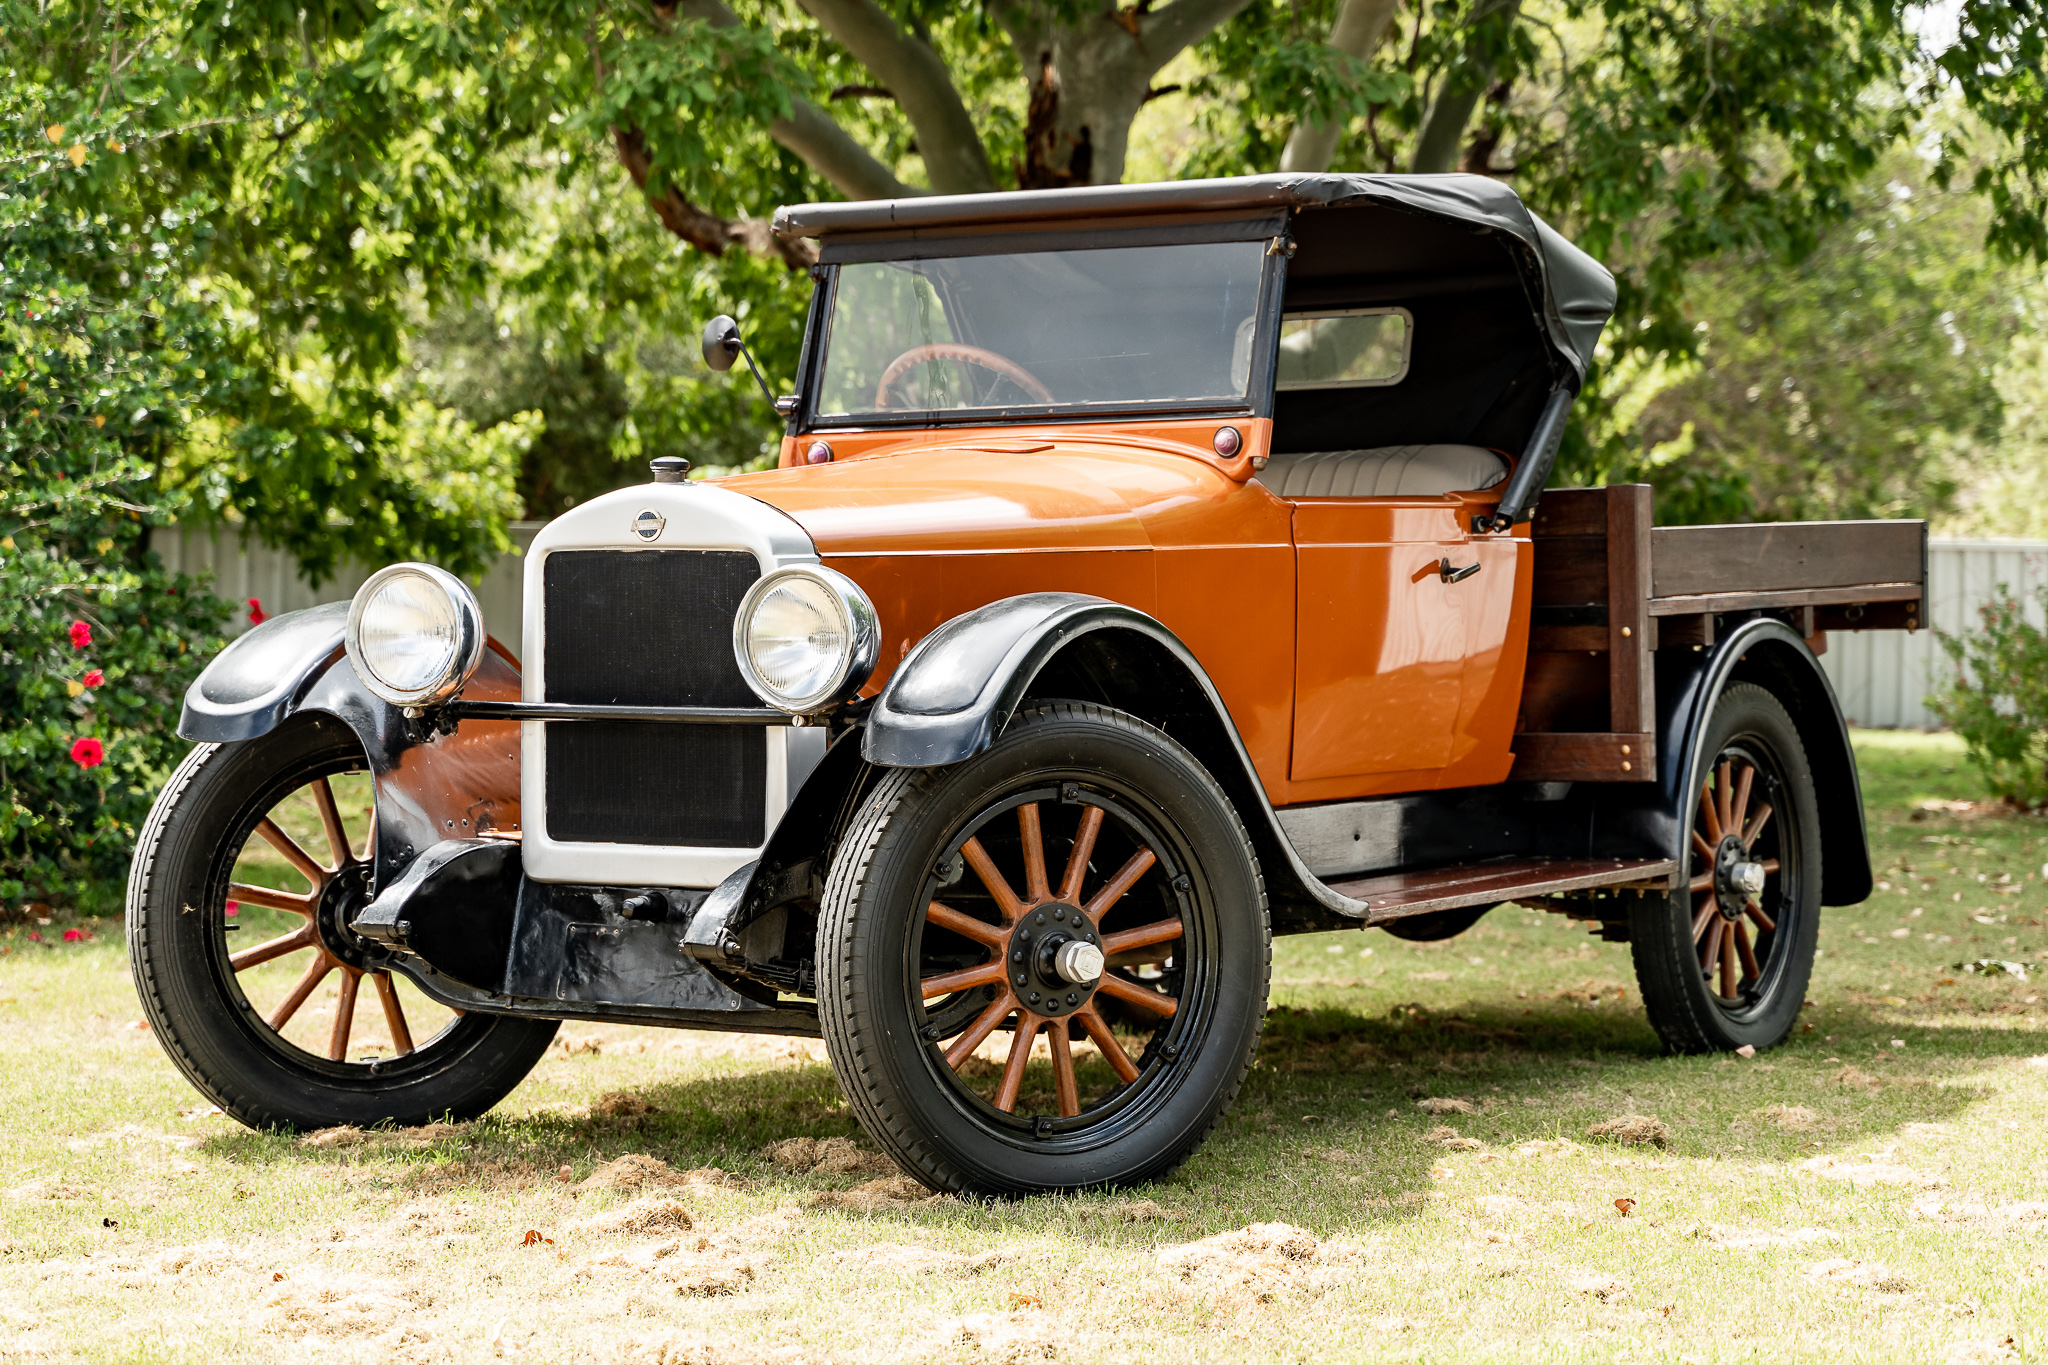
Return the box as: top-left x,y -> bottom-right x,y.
774,173 -> 1617,386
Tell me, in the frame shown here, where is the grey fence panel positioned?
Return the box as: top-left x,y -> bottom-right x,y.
1820,538 -> 2048,729
152,522 -> 545,663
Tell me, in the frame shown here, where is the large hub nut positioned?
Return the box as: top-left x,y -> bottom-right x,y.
1007,903 -> 1103,1017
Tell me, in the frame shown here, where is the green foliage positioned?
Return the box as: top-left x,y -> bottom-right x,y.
0,191 -> 231,909
1928,587 -> 2048,810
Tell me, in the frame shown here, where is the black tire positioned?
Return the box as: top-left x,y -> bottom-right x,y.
816,702 -> 1269,1195
1630,682 -> 1821,1053
127,715 -> 557,1130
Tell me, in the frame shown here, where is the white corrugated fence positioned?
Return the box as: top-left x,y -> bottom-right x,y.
152,523 -> 2048,731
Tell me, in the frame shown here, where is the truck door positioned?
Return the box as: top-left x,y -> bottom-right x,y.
1286,497 -> 1515,785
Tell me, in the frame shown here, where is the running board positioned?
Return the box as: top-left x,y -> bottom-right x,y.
1324,857 -> 1678,926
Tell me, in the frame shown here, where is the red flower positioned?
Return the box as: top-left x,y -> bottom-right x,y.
224,900 -> 240,917
247,596 -> 267,626
62,928 -> 82,943
69,737 -> 104,768
69,619 -> 91,649
82,669 -> 103,687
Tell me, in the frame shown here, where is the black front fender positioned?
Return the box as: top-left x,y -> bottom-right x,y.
179,602 -> 351,743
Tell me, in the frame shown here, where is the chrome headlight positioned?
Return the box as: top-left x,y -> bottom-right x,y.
344,563 -> 485,708
733,566 -> 879,713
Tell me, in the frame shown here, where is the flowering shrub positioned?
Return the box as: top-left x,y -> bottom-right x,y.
1,186 -> 228,911
1927,586 -> 2048,810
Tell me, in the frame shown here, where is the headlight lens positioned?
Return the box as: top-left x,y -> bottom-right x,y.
345,563 -> 485,707
734,566 -> 879,712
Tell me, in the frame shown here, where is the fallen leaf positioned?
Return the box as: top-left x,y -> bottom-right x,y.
521,1230 -> 553,1247
1007,1293 -> 1041,1309
1614,1198 -> 1636,1217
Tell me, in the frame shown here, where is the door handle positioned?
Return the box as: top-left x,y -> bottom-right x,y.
1439,558 -> 1482,585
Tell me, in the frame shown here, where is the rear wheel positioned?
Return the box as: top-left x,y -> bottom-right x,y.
817,703 -> 1269,1195
127,716 -> 557,1130
1630,683 -> 1820,1053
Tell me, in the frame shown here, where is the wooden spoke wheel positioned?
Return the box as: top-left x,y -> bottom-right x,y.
1630,683 -> 1820,1054
818,703 -> 1270,1195
127,716 -> 557,1130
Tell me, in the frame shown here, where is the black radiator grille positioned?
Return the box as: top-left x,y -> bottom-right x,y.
545,722 -> 766,848
540,548 -> 769,848
542,549 -> 760,706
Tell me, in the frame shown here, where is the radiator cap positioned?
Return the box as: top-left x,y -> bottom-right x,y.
649,457 -> 692,484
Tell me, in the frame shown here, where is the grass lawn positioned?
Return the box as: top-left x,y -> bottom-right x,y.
2,729 -> 2044,1363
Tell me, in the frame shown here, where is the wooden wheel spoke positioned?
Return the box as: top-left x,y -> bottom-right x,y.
1700,917 -> 1724,975
1018,803 -> 1050,904
1075,1005 -> 1140,1084
1690,895 -> 1719,945
961,837 -> 1025,923
230,922 -> 318,972
1757,858 -> 1780,875
944,993 -> 1018,1069
993,1013 -> 1043,1113
920,961 -> 1007,999
927,901 -> 1006,949
228,881 -> 317,916
1058,806 -> 1104,904
1715,761 -> 1734,841
1697,781 -> 1724,845
328,968 -> 360,1061
310,777 -> 356,870
1048,1018 -> 1079,1118
1745,899 -> 1777,934
1733,921 -> 1761,981
256,816 -> 329,887
1094,972 -> 1178,1017
1742,802 -> 1773,849
1101,917 -> 1183,957
372,972 -> 414,1055
1690,830 -> 1715,864
1082,847 -> 1156,925
1688,871 -> 1715,893
268,953 -> 335,1032
1730,764 -> 1756,836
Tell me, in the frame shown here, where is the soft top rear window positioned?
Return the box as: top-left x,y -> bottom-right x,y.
813,240 -> 1268,422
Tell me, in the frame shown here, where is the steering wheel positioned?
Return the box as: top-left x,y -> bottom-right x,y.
873,343 -> 1055,409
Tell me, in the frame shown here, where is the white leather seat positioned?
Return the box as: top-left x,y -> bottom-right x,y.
1255,444 -> 1508,498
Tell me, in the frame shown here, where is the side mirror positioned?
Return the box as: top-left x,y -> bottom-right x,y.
702,315 -> 743,373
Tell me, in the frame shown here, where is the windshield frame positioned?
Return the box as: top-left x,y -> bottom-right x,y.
795,236 -> 1287,431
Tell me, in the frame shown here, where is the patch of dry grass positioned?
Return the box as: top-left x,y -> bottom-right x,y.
0,731 -> 2043,1362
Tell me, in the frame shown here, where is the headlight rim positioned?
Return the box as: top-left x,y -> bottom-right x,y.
732,564 -> 879,714
344,562 -> 486,708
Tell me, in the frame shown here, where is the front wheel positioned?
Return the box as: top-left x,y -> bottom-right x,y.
817,703 -> 1270,1195
1630,682 -> 1822,1053
127,715 -> 557,1130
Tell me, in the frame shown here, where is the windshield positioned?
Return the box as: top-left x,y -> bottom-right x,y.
814,240 -> 1269,421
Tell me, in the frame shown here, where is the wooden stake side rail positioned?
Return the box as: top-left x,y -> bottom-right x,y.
1326,856 -> 1680,923
1510,486 -> 1926,784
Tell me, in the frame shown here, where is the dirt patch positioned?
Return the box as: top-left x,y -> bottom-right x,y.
1800,1154 -> 1949,1190
575,1198 -> 696,1237
301,1126 -> 370,1150
1806,1257 -> 1913,1292
150,1242 -> 243,1276
260,1269 -> 426,1336
834,1243 -> 1012,1276
1424,1126 -> 1484,1151
1474,1195 -> 1576,1220
762,1136 -> 897,1178
1156,1222 -> 1353,1306
1563,1268 -> 1629,1301
1707,1226 -> 1841,1250
1511,1139 -> 1582,1159
578,1155 -> 737,1197
575,1230 -> 761,1298
1908,1194 -> 2048,1226
1415,1097 -> 1476,1115
1763,1104 -> 1822,1132
1835,1065 -> 1885,1089
2,1178 -> 95,1202
807,1176 -> 948,1211
1586,1114 -> 1670,1148
915,1309 -> 1060,1363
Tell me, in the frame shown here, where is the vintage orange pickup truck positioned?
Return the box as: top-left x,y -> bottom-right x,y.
134,174 -> 1924,1194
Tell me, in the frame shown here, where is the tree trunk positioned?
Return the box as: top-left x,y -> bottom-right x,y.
1277,0 -> 1401,174
1410,0 -> 1522,174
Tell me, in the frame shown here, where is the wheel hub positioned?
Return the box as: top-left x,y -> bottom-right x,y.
1712,834 -> 1764,921
315,862 -> 382,970
1006,902 -> 1102,1017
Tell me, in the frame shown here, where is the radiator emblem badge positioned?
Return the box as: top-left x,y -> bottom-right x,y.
632,509 -> 666,541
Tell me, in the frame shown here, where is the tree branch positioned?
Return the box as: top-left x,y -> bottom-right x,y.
796,0 -> 997,194
1410,0 -> 1522,173
1278,0 -> 1401,174
771,98 -> 919,200
611,126 -> 816,267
